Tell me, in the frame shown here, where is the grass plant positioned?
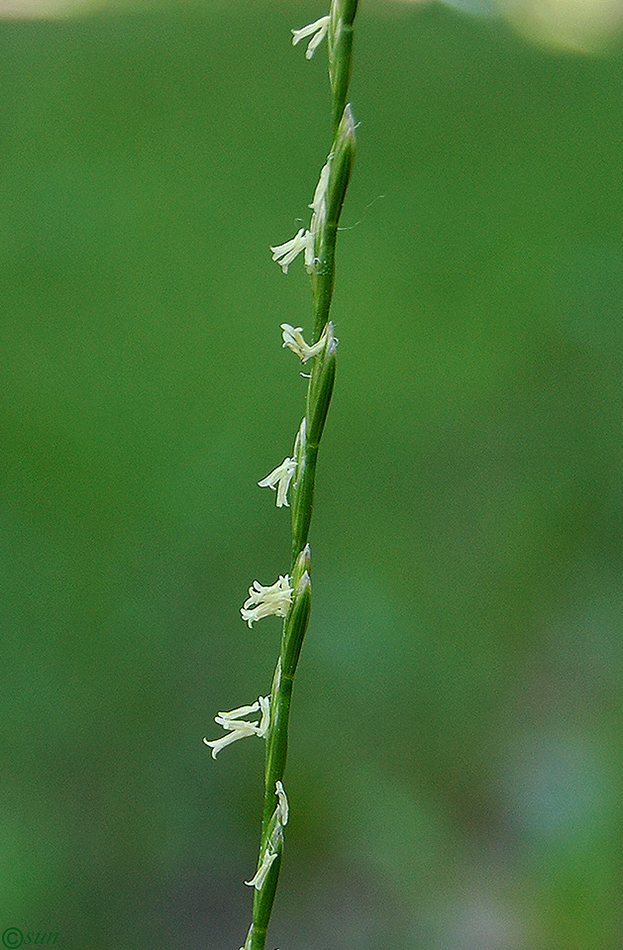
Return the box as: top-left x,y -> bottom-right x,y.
203,3 -> 359,948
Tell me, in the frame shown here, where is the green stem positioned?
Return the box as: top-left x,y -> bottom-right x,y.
247,3 -> 358,947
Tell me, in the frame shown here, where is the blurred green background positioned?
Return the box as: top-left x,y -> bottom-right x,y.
3,1 -> 623,948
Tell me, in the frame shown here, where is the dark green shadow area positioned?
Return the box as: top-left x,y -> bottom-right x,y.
2,2 -> 623,948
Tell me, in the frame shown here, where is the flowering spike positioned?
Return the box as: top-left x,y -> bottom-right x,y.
238,925 -> 253,950
257,695 -> 271,738
294,417 -> 306,468
245,782 -> 289,892
240,575 -> 293,627
270,227 -> 314,274
281,324 -> 327,364
258,457 -> 297,507
271,160 -> 334,276
310,161 -> 330,217
309,159 -> 331,249
245,841 -> 279,890
223,0 -> 359,943
291,14 -> 330,59
203,696 -> 270,759
275,780 -> 289,826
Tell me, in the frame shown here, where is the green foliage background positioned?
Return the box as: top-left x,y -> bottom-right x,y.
2,2 -> 623,948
